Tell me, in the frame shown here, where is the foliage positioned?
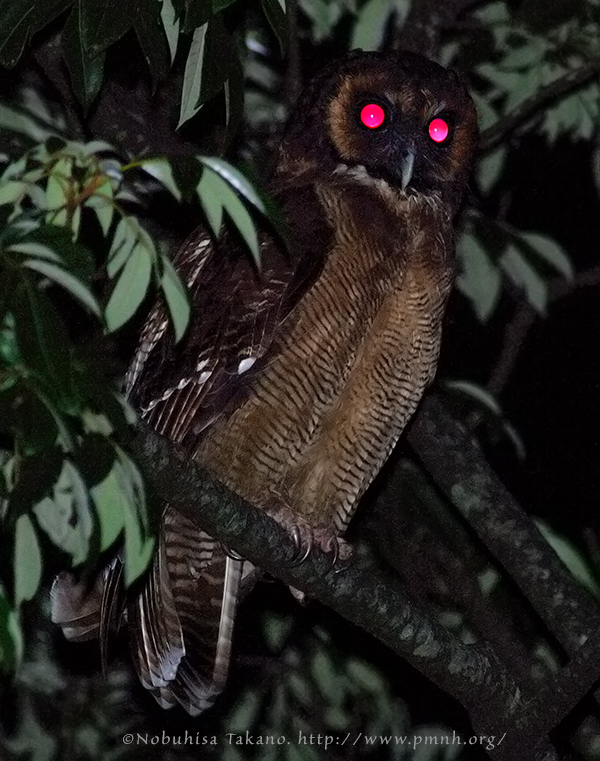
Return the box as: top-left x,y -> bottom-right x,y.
0,0 -> 285,133
0,95 -> 272,671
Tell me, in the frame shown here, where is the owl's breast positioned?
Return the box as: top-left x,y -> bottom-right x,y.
195,184 -> 454,525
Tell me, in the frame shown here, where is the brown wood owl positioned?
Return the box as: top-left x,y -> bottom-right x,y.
52,50 -> 478,714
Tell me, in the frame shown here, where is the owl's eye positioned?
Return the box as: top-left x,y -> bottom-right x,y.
428,117 -> 450,143
359,103 -> 387,129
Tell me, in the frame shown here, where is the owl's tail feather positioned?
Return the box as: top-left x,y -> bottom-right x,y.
127,526 -> 185,692
51,558 -> 124,647
52,506 -> 245,716
131,506 -> 244,715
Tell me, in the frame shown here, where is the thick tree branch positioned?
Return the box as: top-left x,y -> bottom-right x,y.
407,396 -> 600,657
127,411 -> 600,759
128,421 -> 531,755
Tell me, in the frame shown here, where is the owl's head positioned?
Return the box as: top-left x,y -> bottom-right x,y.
277,51 -> 478,211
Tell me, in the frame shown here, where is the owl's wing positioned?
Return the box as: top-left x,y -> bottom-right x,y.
52,182 -> 332,714
128,184 -> 331,713
126,182 -> 330,448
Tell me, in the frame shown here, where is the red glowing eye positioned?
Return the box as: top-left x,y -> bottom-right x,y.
428,117 -> 449,142
360,103 -> 386,129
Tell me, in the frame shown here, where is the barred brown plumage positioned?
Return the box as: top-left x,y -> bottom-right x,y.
51,49 -> 478,714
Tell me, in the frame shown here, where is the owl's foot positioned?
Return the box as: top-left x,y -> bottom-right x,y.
267,507 -> 351,567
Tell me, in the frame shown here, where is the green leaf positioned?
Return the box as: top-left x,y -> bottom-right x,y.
198,156 -> 266,214
0,1 -> 36,68
260,0 -> 287,54
518,232 -> 573,280
33,461 -> 93,565
7,242 -> 61,262
223,59 -> 244,148
346,658 -> 383,692
135,0 -> 170,89
0,312 -> 19,366
287,672 -> 313,705
14,514 -> 43,605
444,380 -> 502,416
16,226 -> 95,283
227,691 -> 263,735
0,180 -> 27,206
456,231 -> 502,322
3,385 -> 60,454
196,168 -> 223,236
178,22 -> 209,127
91,465 -> 126,552
14,279 -> 74,399
8,449 -> 64,517
476,145 -> 506,193
105,241 -> 153,331
213,0 -> 238,12
501,39 -> 546,70
80,140 -> 116,155
298,0 -> 343,41
21,259 -> 101,317
84,181 -> 114,236
107,217 -> 137,277
472,93 -> 498,132
351,0 -> 400,51
324,706 -> 351,730
263,613 -> 293,651
312,649 -> 342,703
45,156 -> 71,226
62,4 -> 106,111
140,158 -> 182,200
118,450 -> 151,530
0,0 -> 71,68
178,15 -> 233,128
160,253 -> 190,341
0,583 -> 23,671
160,0 -> 180,63
70,202 -> 80,240
83,0 -> 138,56
181,0 -> 211,31
535,519 -> 599,596
198,167 -> 260,265
500,243 -> 548,314
115,453 -> 154,585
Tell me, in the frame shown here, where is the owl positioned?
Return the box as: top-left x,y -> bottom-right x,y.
52,50 -> 478,714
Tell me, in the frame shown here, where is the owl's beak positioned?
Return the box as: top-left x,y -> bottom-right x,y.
399,149 -> 415,190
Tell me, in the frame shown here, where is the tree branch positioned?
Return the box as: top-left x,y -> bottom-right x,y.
407,396 -> 600,657
126,410 -> 600,759
128,421 -> 528,751
480,59 -> 600,152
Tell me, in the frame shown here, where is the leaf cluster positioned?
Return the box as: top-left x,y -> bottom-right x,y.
0,97 -> 271,675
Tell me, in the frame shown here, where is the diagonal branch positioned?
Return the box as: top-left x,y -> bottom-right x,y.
407,396 -> 600,657
480,59 -> 600,152
128,420 -> 525,743
127,409 -> 600,759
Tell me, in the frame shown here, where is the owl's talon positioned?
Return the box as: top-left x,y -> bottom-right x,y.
328,536 -> 339,568
289,540 -> 312,567
288,523 -> 313,566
